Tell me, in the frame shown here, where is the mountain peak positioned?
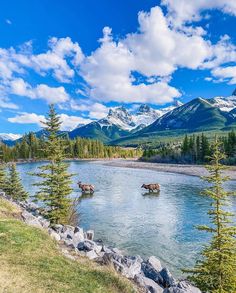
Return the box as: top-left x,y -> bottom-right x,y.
138,104 -> 151,113
233,88 -> 236,96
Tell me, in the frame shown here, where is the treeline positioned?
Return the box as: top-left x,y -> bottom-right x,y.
142,131 -> 236,165
0,133 -> 141,162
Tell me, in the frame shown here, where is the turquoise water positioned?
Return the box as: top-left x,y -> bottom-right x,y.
17,161 -> 236,276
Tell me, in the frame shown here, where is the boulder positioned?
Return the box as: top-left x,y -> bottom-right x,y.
61,225 -> 74,240
160,268 -> 176,287
72,230 -> 85,246
142,259 -> 164,286
86,250 -> 100,260
52,224 -> 63,233
21,210 -> 42,228
37,216 -> 50,228
77,240 -> 102,254
85,230 -> 94,240
134,274 -> 164,293
121,256 -> 143,279
101,253 -> 142,279
148,256 -> 162,272
163,281 -> 201,293
48,229 -> 61,241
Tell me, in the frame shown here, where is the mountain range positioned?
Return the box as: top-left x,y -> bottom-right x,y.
1,90 -> 236,146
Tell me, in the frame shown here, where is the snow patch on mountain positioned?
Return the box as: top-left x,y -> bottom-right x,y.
96,102 -> 184,131
0,133 -> 22,141
210,96 -> 236,112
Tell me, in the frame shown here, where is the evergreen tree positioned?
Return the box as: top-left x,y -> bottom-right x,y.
32,104 -> 73,224
0,151 -> 7,192
6,163 -> 28,201
185,138 -> 236,292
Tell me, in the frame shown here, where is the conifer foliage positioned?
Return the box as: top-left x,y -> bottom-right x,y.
32,104 -> 73,224
186,138 -> 236,292
0,161 -> 7,192
6,163 -> 28,201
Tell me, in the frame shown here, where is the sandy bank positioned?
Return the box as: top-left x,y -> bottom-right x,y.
94,159 -> 236,180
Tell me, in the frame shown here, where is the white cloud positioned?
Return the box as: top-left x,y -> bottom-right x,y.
8,112 -> 91,131
8,113 -> 46,126
162,0 -> 236,25
10,78 -> 70,103
80,23 -> 181,105
124,6 -> 211,76
211,66 -> 236,84
59,114 -> 91,131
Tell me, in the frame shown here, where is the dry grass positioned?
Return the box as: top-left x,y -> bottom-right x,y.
0,198 -> 137,293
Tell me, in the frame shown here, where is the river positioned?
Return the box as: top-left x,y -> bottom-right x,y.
17,160 -> 236,276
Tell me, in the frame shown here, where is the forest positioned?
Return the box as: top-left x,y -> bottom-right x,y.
0,132 -> 142,162
142,131 -> 236,165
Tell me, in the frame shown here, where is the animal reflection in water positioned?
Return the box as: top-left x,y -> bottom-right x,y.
141,183 -> 160,195
78,181 -> 95,194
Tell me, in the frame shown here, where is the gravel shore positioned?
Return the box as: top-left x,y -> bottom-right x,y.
95,159 -> 236,180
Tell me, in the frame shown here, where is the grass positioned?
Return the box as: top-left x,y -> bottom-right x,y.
0,197 -> 137,293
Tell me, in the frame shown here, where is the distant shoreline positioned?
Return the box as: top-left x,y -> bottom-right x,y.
95,159 -> 236,180
14,158 -> 236,180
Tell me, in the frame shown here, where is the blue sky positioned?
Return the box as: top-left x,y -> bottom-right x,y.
0,0 -> 236,134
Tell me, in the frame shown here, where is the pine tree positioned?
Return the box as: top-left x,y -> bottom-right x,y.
0,152 -> 7,192
32,104 -> 73,224
6,163 -> 28,201
185,138 -> 236,292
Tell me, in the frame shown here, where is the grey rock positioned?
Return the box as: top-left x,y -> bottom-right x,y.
37,216 -> 50,228
160,268 -> 176,287
85,230 -> 94,240
142,259 -> 164,286
77,240 -> 102,254
121,255 -> 143,279
72,230 -> 84,245
52,224 -> 63,233
86,250 -> 100,260
64,238 -> 76,249
148,256 -> 162,272
163,281 -> 201,293
135,274 -> 164,293
21,210 -> 42,228
48,229 -> 61,241
101,253 -> 142,279
61,225 -> 74,240
74,226 -> 83,234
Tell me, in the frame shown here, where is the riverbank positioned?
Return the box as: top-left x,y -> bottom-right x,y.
0,195 -> 137,293
96,159 -> 236,180
0,193 -> 201,293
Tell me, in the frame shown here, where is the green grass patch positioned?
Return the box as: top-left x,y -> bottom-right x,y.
0,198 -> 136,293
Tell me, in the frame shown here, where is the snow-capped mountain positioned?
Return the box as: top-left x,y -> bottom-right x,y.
0,133 -> 22,141
209,96 -> 236,112
105,106 -> 136,130
97,102 -> 183,131
69,102 -> 184,142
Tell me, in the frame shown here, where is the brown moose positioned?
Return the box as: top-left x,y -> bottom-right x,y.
78,181 -> 95,193
141,183 -> 160,192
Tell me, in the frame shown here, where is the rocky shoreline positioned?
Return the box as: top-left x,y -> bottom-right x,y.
0,192 -> 201,293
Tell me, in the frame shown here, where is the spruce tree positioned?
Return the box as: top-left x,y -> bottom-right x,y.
185,138 -> 236,292
0,152 -> 7,191
32,104 -> 73,224
6,163 -> 28,201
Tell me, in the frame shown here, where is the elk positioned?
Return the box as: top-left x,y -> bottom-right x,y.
141,183 -> 160,193
78,181 -> 95,193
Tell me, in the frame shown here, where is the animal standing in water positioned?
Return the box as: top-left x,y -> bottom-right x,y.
78,181 -> 95,193
141,183 -> 160,193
